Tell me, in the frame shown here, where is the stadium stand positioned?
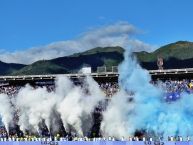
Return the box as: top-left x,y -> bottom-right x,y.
0,67 -> 193,141
0,78 -> 193,140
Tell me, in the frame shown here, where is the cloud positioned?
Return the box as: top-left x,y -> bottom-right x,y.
0,22 -> 156,64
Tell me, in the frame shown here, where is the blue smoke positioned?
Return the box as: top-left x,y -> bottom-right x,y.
118,50 -> 193,139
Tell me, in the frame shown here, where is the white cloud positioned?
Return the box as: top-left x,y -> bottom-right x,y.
0,22 -> 156,64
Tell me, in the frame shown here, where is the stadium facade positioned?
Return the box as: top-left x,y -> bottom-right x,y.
0,68 -> 193,85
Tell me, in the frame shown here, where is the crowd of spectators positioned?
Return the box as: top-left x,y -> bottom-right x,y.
1,79 -> 193,139
0,85 -> 21,97
153,79 -> 193,101
99,82 -> 119,98
0,127 -> 6,138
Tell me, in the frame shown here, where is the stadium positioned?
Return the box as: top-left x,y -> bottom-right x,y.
1,1 -> 193,145
1,47 -> 193,145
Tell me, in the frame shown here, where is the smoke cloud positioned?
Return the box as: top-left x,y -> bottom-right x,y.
9,75 -> 105,136
16,85 -> 56,132
57,76 -> 105,136
0,94 -> 14,133
101,48 -> 193,140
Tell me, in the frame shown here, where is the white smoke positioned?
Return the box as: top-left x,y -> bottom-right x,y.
54,75 -> 74,104
16,85 -> 56,132
0,94 -> 13,133
101,90 -> 135,138
57,76 -> 105,136
9,75 -> 105,136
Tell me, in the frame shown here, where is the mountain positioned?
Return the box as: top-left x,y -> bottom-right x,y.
136,41 -> 193,69
136,41 -> 193,62
11,46 -> 124,75
0,61 -> 26,75
11,60 -> 68,75
1,41 -> 193,75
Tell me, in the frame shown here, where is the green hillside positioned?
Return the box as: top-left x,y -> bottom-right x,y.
12,60 -> 68,75
136,41 -> 193,62
0,61 -> 26,75
11,46 -> 124,75
72,46 -> 124,57
1,41 -> 193,75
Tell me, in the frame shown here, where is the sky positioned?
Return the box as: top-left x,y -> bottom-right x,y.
0,0 -> 193,64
